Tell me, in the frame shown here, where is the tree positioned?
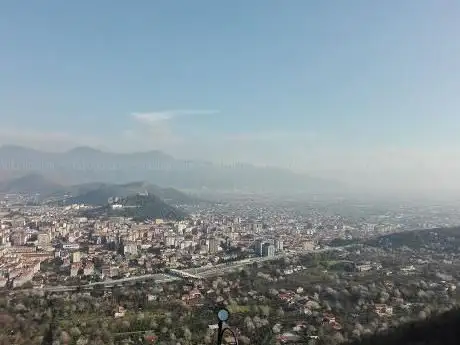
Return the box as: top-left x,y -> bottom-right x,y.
22,281 -> 34,289
260,305 -> 270,317
59,331 -> 71,344
70,327 -> 81,338
240,270 -> 248,279
332,332 -> 345,343
379,291 -> 390,304
276,308 -> 284,318
244,317 -> 255,332
239,335 -> 250,345
183,327 -> 192,342
272,324 -> 281,334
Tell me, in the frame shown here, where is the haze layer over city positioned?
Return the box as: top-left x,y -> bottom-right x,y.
1,2 -> 460,345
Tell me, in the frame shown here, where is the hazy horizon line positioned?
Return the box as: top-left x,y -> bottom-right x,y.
0,143 -> 312,172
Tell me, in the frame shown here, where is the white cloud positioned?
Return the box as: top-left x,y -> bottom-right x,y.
130,109 -> 219,124
124,109 -> 220,152
131,112 -> 173,123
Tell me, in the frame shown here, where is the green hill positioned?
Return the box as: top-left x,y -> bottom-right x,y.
365,226 -> 460,253
58,181 -> 200,206
118,181 -> 199,204
0,173 -> 64,195
327,226 -> 460,253
84,194 -> 187,221
0,173 -> 201,206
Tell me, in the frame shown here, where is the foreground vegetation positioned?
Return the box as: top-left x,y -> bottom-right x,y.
349,307 -> 460,345
1,244 -> 459,344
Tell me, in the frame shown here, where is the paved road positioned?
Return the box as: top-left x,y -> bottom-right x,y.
27,245 -> 350,293
33,274 -> 180,292
184,246 -> 346,278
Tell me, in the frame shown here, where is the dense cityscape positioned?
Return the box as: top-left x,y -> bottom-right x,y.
1,185 -> 460,344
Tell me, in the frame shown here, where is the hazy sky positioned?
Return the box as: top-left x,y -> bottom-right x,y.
1,1 -> 460,193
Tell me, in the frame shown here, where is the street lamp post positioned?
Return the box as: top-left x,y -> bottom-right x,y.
216,308 -> 238,345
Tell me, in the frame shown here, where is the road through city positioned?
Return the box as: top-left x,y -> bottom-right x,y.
29,246 -> 349,293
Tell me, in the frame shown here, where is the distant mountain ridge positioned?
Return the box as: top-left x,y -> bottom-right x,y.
0,145 -> 344,194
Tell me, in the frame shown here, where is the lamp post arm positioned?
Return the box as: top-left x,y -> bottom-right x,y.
217,326 -> 239,345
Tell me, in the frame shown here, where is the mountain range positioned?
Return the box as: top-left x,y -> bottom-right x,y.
0,145 -> 344,194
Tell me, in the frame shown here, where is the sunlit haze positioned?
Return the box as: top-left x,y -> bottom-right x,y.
1,1 -> 460,195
